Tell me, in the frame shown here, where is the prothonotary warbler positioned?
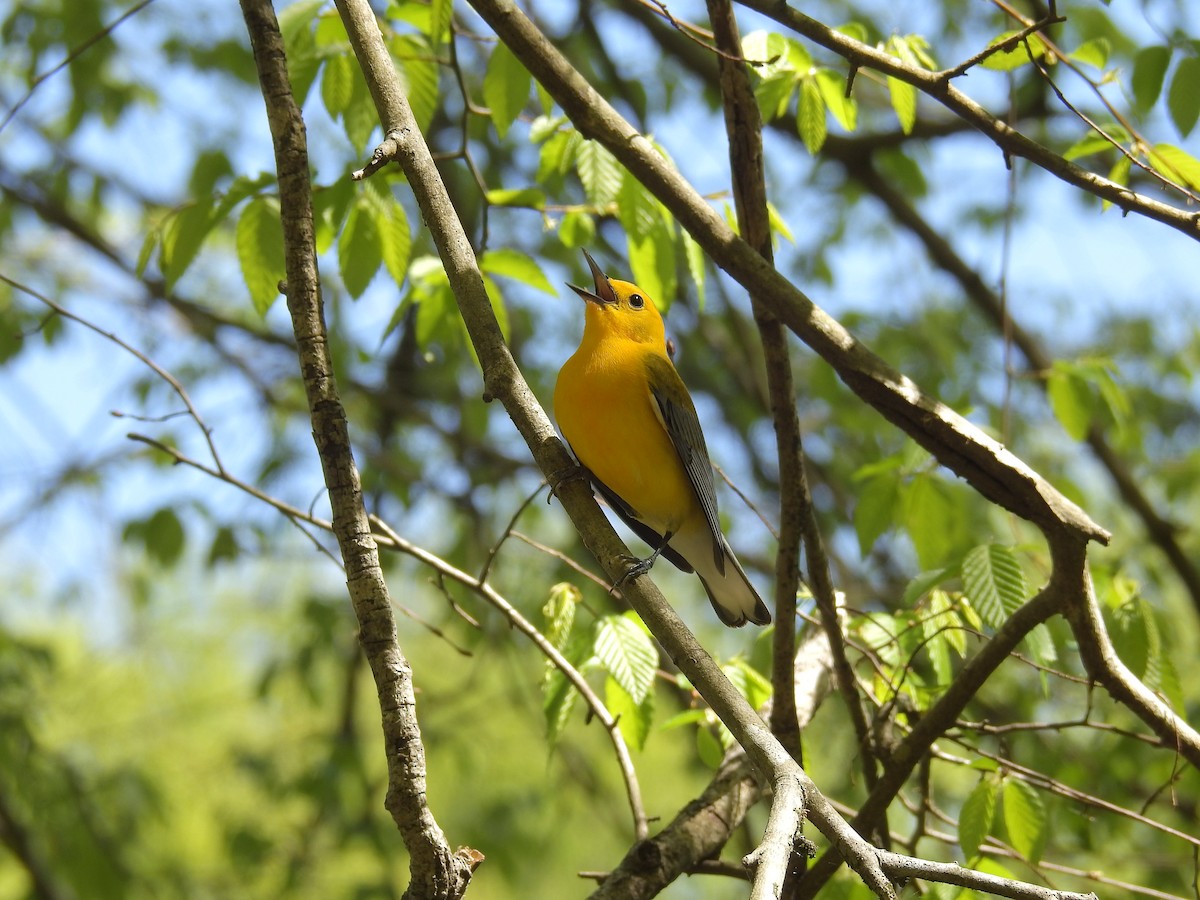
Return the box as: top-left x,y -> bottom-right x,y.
554,250 -> 771,628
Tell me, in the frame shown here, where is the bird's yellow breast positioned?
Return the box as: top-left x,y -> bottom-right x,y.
555,338 -> 698,534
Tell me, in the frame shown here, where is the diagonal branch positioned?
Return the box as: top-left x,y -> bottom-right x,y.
837,154 -> 1200,622
238,2 -> 477,897
467,0 -> 1110,549
735,0 -> 1200,241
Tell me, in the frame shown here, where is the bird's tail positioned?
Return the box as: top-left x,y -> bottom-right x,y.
695,534 -> 771,628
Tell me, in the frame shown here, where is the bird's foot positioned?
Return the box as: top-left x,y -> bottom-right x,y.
610,533 -> 673,594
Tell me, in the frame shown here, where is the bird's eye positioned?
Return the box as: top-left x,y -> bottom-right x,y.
629,293 -> 645,309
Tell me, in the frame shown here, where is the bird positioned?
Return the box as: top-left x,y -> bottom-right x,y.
554,249 -> 771,628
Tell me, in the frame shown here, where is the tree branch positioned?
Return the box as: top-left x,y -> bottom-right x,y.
735,0 -> 1200,240
466,0 -> 1111,549
238,2 -> 477,897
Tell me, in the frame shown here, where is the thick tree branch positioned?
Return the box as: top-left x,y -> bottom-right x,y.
837,155 -> 1200,622
238,2 -> 477,898
706,0 -> 805,768
467,0 -> 1110,549
736,0 -> 1200,241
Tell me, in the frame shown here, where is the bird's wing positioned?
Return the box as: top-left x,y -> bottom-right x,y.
645,355 -> 726,575
563,441 -> 694,573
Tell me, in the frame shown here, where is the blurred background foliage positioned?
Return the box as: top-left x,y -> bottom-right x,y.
1,0 -> 1198,896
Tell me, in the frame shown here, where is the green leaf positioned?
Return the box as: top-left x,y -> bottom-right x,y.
681,229 -> 705,310
959,774 -> 999,858
722,659 -> 773,710
338,197 -> 383,298
605,675 -> 654,751
1148,143 -> 1200,191
1103,155 -> 1131,212
376,196 -> 411,286
922,589 -> 964,684
161,202 -> 215,290
854,473 -> 899,557
618,172 -> 660,240
1167,56 -> 1200,137
903,473 -> 966,570
593,614 -> 656,704
815,68 -> 857,131
797,77 -> 826,154
236,196 -> 286,315
754,72 -> 798,122
542,582 -> 579,652
559,211 -> 595,248
1002,778 -> 1046,862
887,76 -> 916,134
1132,45 -> 1171,113
695,725 -> 725,769
321,52 -> 355,121
483,42 -> 530,139
1047,364 -> 1095,440
343,69 -> 379,155
576,140 -> 622,207
541,625 -> 595,746
1069,37 -> 1110,71
961,544 -> 1027,630
128,507 -> 186,568
626,219 -> 676,313
392,35 -> 440,133
766,202 -> 794,243
479,248 -> 554,294
279,0 -> 324,102
484,187 -> 546,209
980,31 -> 1048,72
1063,130 -> 1117,161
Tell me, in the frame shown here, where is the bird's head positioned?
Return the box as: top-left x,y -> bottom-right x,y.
568,249 -> 667,347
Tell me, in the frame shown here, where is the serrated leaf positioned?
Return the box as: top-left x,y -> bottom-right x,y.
236,196 -> 286,315
321,52 -> 355,120
392,35 -> 440,133
887,75 -> 916,134
1069,37 -> 1110,71
543,582 -> 579,652
542,629 -> 593,746
339,198 -> 383,298
1148,143 -> 1200,191
479,248 -> 554,294
279,0 -> 324,102
766,202 -> 794,243
576,140 -> 622,206
902,567 -> 956,608
537,129 -> 579,183
1063,130 -> 1117,161
922,589 -> 963,684
754,72 -> 797,122
428,0 -> 451,46
961,544 -> 1027,630
1132,45 -> 1171,113
815,68 -> 856,131
377,197 -> 411,285
797,77 -> 826,154
1167,56 -> 1200,138
343,70 -> 379,155
1002,778 -> 1046,862
626,220 -> 676,314
593,614 -> 656,704
483,42 -> 530,139
1103,155 -> 1131,212
959,774 -> 999,858
606,675 -> 654,751
618,172 -> 659,240
136,229 -> 158,278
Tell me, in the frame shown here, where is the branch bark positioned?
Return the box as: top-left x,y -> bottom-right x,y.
467,0 -> 1110,549
238,2 -> 477,897
736,0 -> 1200,241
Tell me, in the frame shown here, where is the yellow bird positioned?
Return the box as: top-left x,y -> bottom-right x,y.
554,250 -> 771,628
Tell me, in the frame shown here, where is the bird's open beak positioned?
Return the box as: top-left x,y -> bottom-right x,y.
567,249 -> 618,306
